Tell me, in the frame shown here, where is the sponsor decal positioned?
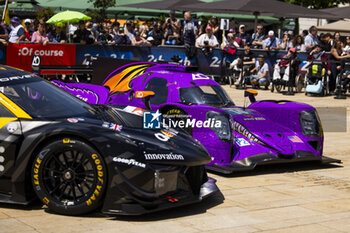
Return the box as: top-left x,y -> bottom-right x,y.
144,110 -> 162,129
0,74 -> 34,83
288,135 -> 303,143
234,121 -> 266,146
102,122 -> 123,132
33,158 -> 42,185
7,122 -> 18,133
192,73 -> 210,80
63,138 -> 70,144
143,151 -> 184,160
154,129 -> 178,142
86,154 -> 104,206
6,43 -> 76,72
113,157 -> 146,168
243,117 -> 266,121
235,138 -> 250,147
121,106 -> 145,116
66,118 -> 79,123
224,108 -> 254,115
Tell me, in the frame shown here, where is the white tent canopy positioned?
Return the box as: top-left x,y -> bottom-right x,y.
317,19 -> 350,36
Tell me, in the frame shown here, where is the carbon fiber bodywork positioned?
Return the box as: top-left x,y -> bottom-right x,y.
0,65 -> 219,215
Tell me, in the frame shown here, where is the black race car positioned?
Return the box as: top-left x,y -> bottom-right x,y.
0,65 -> 219,216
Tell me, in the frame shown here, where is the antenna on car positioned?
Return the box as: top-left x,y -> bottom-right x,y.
243,89 -> 258,109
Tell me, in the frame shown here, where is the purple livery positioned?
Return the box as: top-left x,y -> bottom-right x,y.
53,62 -> 340,174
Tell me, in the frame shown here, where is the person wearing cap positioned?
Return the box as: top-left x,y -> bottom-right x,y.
133,30 -> 151,46
147,21 -> 165,46
162,10 -> 181,45
9,17 -> 25,44
236,24 -> 251,45
182,11 -> 199,46
23,19 -> 33,41
48,23 -> 67,44
97,24 -> 114,45
196,25 -> 218,56
113,26 -> 131,45
31,23 -> 49,45
263,30 -> 280,51
251,24 -> 265,49
73,20 -> 94,45
304,26 -> 319,52
250,55 -> 270,89
124,20 -> 135,42
273,47 -> 299,85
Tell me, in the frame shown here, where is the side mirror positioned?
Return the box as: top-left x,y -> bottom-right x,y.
244,89 -> 258,103
135,91 -> 155,110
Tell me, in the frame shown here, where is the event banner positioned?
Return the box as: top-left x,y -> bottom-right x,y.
3,43 -> 312,75
6,43 -> 76,71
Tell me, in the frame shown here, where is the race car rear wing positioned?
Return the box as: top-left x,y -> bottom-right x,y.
31,55 -> 199,84
31,55 -> 93,76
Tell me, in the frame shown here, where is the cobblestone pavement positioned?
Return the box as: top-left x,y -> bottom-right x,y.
1,86 -> 349,233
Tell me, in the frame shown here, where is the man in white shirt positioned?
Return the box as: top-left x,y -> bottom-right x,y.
304,26 -> 319,52
196,25 -> 218,56
250,55 -> 270,89
8,17 -> 25,44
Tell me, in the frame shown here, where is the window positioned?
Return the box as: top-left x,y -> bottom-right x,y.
144,77 -> 168,105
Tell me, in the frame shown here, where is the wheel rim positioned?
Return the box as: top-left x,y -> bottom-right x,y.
42,149 -> 97,205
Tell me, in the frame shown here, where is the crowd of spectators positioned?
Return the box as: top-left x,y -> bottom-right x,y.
1,11 -> 350,58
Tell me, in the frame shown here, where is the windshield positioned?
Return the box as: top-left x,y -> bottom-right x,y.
179,85 -> 234,107
1,79 -> 98,118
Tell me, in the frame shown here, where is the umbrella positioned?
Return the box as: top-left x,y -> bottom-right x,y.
320,6 -> 350,19
46,10 -> 91,24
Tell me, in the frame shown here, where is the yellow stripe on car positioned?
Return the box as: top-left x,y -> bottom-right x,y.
0,93 -> 32,119
0,118 -> 17,130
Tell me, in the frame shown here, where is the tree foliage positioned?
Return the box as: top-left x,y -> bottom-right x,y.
88,0 -> 116,20
36,8 -> 55,21
283,0 -> 350,9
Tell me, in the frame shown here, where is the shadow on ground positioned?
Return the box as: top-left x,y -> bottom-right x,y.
110,191 -> 224,221
209,161 -> 343,178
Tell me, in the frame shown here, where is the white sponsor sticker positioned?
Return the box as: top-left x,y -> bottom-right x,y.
113,157 -> 146,168
143,151 -> 184,160
7,123 -> 18,133
235,138 -> 250,147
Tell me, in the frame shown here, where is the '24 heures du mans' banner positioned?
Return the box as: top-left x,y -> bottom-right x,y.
6,43 -> 76,72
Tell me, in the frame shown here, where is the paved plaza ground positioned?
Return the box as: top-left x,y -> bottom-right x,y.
1,86 -> 350,233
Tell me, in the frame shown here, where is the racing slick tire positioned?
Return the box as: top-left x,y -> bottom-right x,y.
31,138 -> 107,215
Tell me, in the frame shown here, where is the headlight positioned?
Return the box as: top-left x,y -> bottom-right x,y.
206,111 -> 232,141
299,110 -> 322,137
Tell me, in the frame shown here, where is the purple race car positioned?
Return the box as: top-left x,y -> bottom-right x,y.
53,61 -> 340,174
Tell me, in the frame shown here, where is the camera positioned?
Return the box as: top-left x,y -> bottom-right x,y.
204,41 -> 209,46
